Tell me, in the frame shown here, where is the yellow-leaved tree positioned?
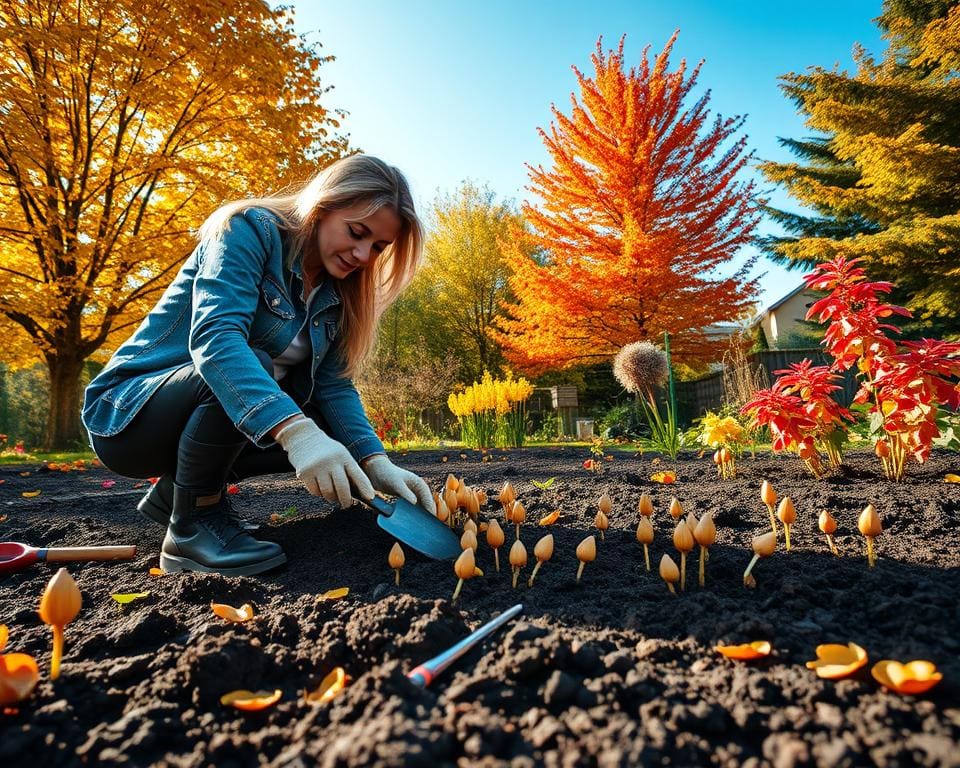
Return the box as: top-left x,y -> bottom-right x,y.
0,0 -> 348,448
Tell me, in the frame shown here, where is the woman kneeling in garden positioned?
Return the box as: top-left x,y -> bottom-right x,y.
82,155 -> 436,576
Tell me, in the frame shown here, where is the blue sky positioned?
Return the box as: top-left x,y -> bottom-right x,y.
293,1 -> 885,312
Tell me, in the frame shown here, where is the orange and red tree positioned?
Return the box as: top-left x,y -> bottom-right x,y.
496,34 -> 760,374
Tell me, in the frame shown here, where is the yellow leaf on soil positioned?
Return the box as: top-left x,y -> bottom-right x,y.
650,471 -> 677,484
538,510 -> 560,526
111,591 -> 150,605
945,473 -> 960,483
0,652 -> 40,705
715,641 -> 771,660
211,602 -> 255,622
20,490 -> 41,498
304,667 -> 349,705
320,587 -> 349,601
220,689 -> 282,711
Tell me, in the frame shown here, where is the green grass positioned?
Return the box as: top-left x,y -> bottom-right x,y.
0,449 -> 96,466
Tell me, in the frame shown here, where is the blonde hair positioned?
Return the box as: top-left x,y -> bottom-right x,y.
198,155 -> 423,377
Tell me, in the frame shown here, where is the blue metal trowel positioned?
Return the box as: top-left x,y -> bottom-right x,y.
365,495 -> 461,560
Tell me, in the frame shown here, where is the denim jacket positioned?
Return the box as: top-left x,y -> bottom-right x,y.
82,207 -> 384,460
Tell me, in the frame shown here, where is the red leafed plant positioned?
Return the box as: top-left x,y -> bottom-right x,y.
771,359 -> 852,471
745,256 -> 960,480
741,370 -> 842,478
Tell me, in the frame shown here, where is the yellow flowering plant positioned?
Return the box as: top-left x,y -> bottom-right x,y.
448,371 -> 533,449
697,411 -> 748,478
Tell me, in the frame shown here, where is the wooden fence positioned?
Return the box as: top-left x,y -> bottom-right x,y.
673,348 -> 858,425
409,349 -> 858,439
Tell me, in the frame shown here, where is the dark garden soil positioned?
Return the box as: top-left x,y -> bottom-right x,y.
1,447 -> 959,767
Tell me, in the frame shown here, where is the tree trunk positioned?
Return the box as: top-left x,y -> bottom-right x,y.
45,354 -> 86,450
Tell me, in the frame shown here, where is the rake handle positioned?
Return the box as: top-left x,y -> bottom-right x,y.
44,545 -> 137,563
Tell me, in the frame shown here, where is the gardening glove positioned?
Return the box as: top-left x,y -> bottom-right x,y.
275,418 -> 375,508
362,455 -> 437,516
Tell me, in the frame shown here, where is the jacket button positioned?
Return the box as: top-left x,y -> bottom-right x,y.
313,319 -> 320,327
271,297 -> 280,307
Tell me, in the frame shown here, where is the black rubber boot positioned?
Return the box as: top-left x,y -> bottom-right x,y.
160,486 -> 286,576
138,475 -> 259,531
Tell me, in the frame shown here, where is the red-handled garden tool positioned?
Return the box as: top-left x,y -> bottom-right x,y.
407,603 -> 523,688
0,541 -> 136,576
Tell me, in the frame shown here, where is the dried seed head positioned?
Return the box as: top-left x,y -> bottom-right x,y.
511,501 -> 526,525
576,536 -> 597,563
858,504 -> 882,537
436,497 -> 450,523
694,513 -> 716,547
486,519 -> 505,547
686,509 -> 699,532
668,497 -> 684,519
594,510 -> 609,532
659,554 -> 680,583
443,489 -> 458,515
818,510 -> 837,535
460,530 -> 478,552
509,539 -> 528,568
760,480 -> 776,507
498,481 -> 515,506
776,497 -> 796,525
38,568 -> 81,627
454,548 -> 476,580
466,489 -> 480,516
638,493 -> 654,517
534,534 -> 554,562
673,520 -> 695,552
388,543 -> 405,570
636,516 -> 654,544
445,474 -> 459,492
463,518 -> 478,535
613,341 -> 668,394
598,493 -> 613,514
752,531 -> 777,557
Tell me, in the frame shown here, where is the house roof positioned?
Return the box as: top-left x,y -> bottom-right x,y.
764,283 -> 809,313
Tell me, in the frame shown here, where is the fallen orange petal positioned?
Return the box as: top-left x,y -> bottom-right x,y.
872,660 -> 942,695
148,567 -> 164,577
211,602 -> 255,622
304,667 -> 349,705
715,641 -> 771,660
0,653 -> 40,706
320,587 -> 349,601
219,689 -> 282,711
0,625 -> 6,652
945,473 -> 960,483
651,471 -> 677,484
20,490 -> 41,498
805,642 -> 868,680
538,510 -> 560,526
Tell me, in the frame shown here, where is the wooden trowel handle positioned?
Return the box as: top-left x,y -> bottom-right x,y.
45,545 -> 137,563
